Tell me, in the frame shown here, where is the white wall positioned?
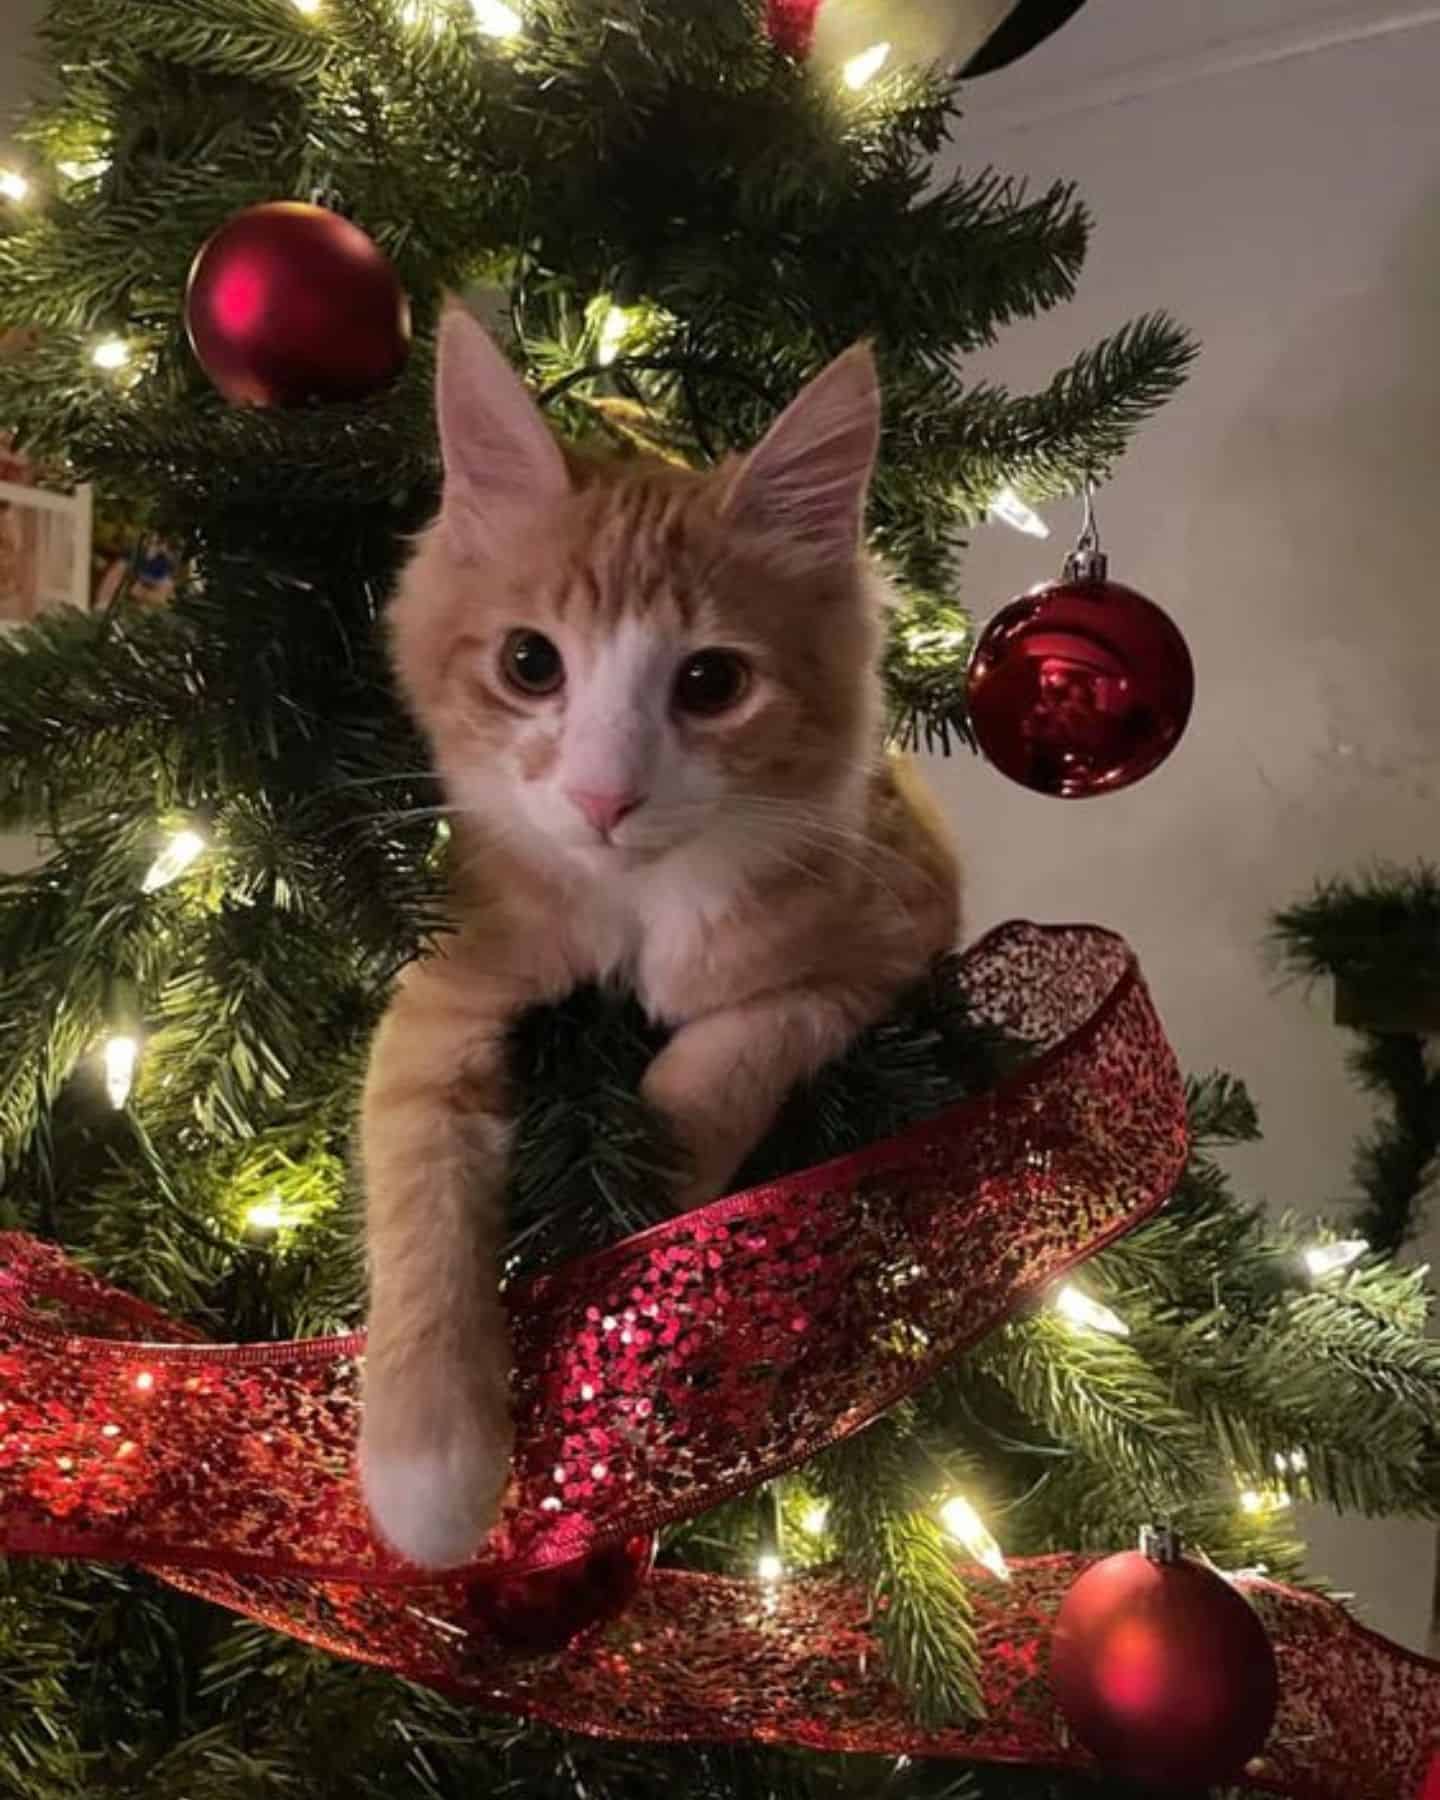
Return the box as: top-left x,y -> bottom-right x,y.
939,0 -> 1440,1647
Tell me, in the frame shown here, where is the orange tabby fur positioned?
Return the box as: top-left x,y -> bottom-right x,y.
360,307 -> 960,1569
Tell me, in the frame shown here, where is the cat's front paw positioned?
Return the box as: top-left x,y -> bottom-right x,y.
640,1067 -> 752,1212
359,1350 -> 513,1570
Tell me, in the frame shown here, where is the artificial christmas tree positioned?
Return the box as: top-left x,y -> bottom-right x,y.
0,4 -> 1438,1796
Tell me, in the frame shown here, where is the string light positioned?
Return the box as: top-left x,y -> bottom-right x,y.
292,0 -> 321,13
938,1495 -> 1010,1582
0,169 -> 30,203
133,1369 -> 155,1393
141,828 -> 206,894
901,623 -> 969,658
103,1034 -> 139,1109
988,485 -> 1050,539
91,338 -> 131,372
596,303 -> 632,368
470,0 -> 522,36
1274,1448 -> 1308,1476
1239,1485 -> 1290,1517
245,1196 -> 287,1234
57,158 -> 108,182
1054,1283 -> 1130,1338
842,42 -> 891,89
756,1552 -> 784,1583
800,1501 -> 830,1536
1304,1238 -> 1367,1280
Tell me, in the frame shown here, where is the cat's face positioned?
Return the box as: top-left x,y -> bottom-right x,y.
389,308 -> 885,872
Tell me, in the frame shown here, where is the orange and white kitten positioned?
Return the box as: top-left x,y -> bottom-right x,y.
360,306 -> 960,1569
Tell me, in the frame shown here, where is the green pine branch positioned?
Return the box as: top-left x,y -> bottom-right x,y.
1271,865 -> 1440,1252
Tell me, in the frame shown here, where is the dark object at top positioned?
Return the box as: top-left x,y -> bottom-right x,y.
962,0 -> 1090,76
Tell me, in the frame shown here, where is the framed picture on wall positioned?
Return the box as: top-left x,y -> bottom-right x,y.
0,443 -> 94,626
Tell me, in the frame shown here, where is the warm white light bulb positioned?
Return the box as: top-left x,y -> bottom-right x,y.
104,1035 -> 139,1109
988,485 -> 1051,539
1239,1484 -> 1290,1517
0,169 -> 30,203
1304,1239 -> 1367,1280
1054,1283 -> 1130,1339
246,1196 -> 286,1233
141,828 -> 206,894
843,42 -> 891,90
471,0 -> 522,36
596,303 -> 631,368
939,1496 -> 1009,1582
57,157 -> 109,182
92,337 -> 131,372
292,0 -> 321,14
757,1552 -> 784,1583
801,1501 -> 830,1537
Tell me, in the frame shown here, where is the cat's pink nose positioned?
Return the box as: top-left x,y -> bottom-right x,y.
566,787 -> 646,836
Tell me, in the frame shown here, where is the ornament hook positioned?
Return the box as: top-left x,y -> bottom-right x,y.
1064,477 -> 1109,585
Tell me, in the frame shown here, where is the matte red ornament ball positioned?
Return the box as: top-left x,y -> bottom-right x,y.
967,575 -> 1194,797
185,201 -> 411,407
460,1534 -> 656,1657
1051,1550 -> 1279,1787
1421,1750 -> 1440,1800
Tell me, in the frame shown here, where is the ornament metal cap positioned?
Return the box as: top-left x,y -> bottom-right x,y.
1140,1523 -> 1183,1565
1062,544 -> 1109,584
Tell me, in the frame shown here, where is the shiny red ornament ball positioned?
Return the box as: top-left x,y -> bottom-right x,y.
1051,1549 -> 1279,1786
967,574 -> 1194,797
185,201 -> 411,407
461,1534 -> 656,1657
765,0 -> 822,57
1421,1750 -> 1440,1800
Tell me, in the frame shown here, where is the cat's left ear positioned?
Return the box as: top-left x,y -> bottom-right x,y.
722,343 -> 880,569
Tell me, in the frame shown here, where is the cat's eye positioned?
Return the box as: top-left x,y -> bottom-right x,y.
500,629 -> 564,697
673,649 -> 751,717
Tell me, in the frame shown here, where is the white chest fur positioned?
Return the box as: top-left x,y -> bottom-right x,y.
558,839 -> 767,1027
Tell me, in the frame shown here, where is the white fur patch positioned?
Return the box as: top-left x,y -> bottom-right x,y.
559,616 -> 671,803
360,1432 -> 508,1571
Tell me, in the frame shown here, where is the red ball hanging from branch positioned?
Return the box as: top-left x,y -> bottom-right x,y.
460,1533 -> 657,1656
185,201 -> 411,408
1050,1529 -> 1279,1787
967,489 -> 1194,798
765,0 -> 823,58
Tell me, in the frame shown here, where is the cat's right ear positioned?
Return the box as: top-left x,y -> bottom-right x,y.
435,303 -> 569,557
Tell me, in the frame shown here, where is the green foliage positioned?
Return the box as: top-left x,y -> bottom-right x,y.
1272,865 -> 1440,1250
0,0 -> 1194,743
1272,862 -> 1440,993
0,2 -> 1428,1796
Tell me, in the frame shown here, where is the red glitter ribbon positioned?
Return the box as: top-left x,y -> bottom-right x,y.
0,923 -> 1184,1580
150,1559 -> 1440,1800
0,922 -> 1434,1792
